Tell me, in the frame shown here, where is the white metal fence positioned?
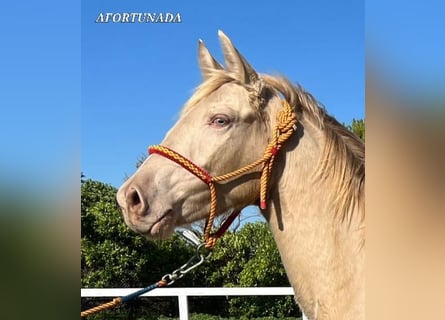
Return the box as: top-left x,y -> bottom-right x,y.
81,287 -> 308,320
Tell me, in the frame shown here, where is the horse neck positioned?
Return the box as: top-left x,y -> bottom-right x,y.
264,116 -> 365,320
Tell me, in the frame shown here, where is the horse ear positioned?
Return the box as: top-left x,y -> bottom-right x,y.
218,30 -> 259,84
198,39 -> 223,81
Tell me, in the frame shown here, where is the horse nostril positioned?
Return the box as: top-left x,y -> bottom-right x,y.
129,189 -> 141,206
126,187 -> 147,216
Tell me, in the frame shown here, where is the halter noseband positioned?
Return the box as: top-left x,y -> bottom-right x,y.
148,100 -> 297,249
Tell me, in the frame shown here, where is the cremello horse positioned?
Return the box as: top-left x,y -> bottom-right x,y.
117,31 -> 364,320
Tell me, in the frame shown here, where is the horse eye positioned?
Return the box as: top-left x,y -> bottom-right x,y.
210,115 -> 231,127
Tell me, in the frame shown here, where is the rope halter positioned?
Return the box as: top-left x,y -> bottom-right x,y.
148,100 -> 297,249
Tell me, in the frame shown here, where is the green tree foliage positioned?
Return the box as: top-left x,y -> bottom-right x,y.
347,118 -> 365,141
81,179 -> 197,319
199,223 -> 299,318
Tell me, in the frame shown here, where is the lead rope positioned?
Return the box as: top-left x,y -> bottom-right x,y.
81,280 -> 167,317
81,241 -> 208,317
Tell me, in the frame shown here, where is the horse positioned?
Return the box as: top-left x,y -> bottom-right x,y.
116,31 -> 365,320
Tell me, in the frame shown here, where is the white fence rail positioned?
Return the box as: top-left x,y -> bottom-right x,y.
81,287 -> 308,320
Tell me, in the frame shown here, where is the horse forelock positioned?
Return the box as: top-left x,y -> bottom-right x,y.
181,70 -> 269,116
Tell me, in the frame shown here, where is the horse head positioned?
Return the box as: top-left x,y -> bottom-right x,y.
116,31 -> 288,239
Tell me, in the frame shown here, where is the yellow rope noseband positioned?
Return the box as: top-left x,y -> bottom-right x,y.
149,100 -> 297,249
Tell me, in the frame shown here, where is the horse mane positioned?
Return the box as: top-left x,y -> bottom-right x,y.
183,71 -> 365,224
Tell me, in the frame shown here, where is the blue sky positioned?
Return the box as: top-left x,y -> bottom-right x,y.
82,0 -> 364,188
0,1 -> 442,191
366,0 -> 445,96
0,2 -> 80,193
